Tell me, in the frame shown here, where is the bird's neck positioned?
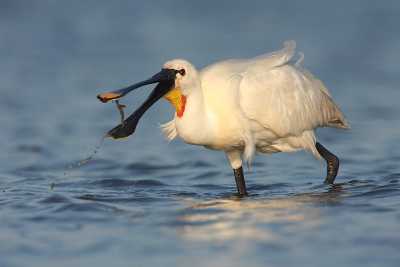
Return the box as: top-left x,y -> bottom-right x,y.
174,86 -> 217,146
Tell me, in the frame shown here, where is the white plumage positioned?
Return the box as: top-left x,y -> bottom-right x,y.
98,40 -> 350,195
160,41 -> 349,169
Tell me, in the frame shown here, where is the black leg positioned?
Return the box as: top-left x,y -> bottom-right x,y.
233,166 -> 248,195
315,142 -> 340,184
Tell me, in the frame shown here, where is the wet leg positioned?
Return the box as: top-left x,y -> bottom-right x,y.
316,142 -> 340,184
233,167 -> 248,195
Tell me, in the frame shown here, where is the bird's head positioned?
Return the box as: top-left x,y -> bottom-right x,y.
163,59 -> 200,97
97,59 -> 198,140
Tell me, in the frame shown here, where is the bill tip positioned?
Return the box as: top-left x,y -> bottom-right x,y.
97,93 -> 122,103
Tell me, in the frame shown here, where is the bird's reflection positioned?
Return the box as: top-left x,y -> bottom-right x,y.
177,189 -> 344,244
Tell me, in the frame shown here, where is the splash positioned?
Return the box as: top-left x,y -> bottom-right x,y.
51,137 -> 107,189
51,100 -> 125,189
78,147 -> 98,166
63,165 -> 72,176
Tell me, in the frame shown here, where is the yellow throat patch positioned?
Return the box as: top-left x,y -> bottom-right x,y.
163,88 -> 186,118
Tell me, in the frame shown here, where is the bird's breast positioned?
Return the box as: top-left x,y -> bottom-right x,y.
175,103 -> 248,151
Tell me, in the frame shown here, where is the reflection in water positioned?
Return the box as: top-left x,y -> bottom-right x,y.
177,194 -> 342,244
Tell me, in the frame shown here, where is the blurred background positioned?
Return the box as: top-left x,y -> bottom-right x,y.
1,1 -> 399,266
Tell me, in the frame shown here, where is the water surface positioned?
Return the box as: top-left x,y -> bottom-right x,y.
1,1 -> 400,266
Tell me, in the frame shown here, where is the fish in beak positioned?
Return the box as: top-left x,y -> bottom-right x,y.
97,68 -> 178,140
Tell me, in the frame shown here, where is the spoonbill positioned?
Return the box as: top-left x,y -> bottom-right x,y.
97,41 -> 350,196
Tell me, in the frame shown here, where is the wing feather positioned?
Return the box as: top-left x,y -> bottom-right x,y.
239,63 -> 349,138
198,41 -> 349,164
229,41 -> 350,138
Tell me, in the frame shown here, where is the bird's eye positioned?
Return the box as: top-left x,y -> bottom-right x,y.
179,69 -> 186,76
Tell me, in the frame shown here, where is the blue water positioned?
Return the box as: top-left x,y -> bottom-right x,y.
1,1 -> 400,266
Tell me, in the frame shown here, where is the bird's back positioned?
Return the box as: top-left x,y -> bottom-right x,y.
198,41 -> 349,163
199,40 -> 349,137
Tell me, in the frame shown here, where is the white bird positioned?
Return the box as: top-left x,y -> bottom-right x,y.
97,41 -> 350,195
